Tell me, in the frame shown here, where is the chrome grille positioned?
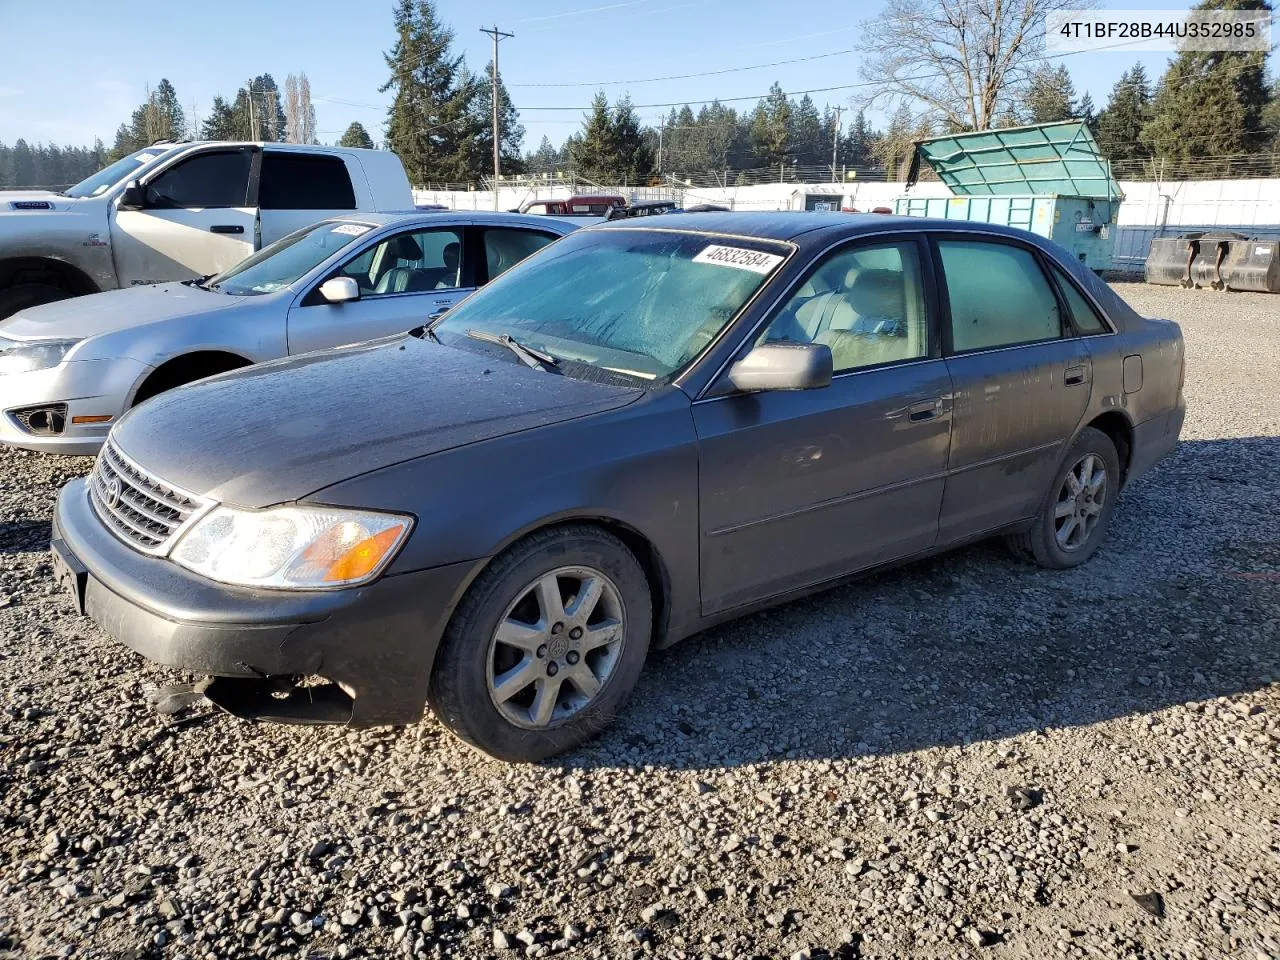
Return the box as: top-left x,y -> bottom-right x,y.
88,438 -> 211,554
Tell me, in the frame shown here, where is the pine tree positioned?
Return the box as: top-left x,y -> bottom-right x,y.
233,75 -> 285,141
1023,65 -> 1077,124
339,122 -> 376,149
381,0 -> 473,186
842,110 -> 878,168
750,83 -> 791,167
787,94 -> 824,166
201,96 -> 238,140
525,135 -> 563,174
1139,0 -> 1271,169
1096,65 -> 1153,162
610,96 -> 652,184
1078,92 -> 1098,134
570,92 -> 615,181
467,60 -> 525,176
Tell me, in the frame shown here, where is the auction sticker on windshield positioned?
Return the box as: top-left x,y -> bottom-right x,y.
693,244 -> 784,274
331,224 -> 372,236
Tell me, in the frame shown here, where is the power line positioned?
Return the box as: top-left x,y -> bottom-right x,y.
510,0 -> 665,25
508,48 -> 856,88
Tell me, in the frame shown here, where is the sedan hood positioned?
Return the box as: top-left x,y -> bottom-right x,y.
111,337 -> 644,507
0,282 -> 245,342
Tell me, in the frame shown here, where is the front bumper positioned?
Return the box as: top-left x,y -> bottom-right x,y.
0,358 -> 149,455
53,477 -> 479,726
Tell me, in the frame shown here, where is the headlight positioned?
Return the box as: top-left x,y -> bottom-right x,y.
170,504 -> 413,589
0,338 -> 81,375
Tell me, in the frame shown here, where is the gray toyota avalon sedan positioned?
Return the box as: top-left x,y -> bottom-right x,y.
51,213 -> 1186,761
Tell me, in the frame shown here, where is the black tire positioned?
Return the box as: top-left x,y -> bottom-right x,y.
428,525 -> 652,762
0,283 -> 72,320
1009,426 -> 1121,569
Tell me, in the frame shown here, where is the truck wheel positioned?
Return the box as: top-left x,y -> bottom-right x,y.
0,283 -> 71,320
428,525 -> 651,762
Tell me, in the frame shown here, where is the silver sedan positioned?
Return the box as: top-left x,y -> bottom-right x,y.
0,211 -> 576,454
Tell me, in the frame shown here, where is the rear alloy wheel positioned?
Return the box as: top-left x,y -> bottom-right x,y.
429,526 -> 651,761
1009,426 -> 1120,569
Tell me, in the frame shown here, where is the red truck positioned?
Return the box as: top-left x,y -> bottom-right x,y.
518,195 -> 626,216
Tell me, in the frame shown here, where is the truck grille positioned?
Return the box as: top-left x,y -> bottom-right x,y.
88,439 -> 211,554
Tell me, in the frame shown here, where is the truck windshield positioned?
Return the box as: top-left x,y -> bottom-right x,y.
434,228 -> 789,380
62,147 -> 175,199
206,220 -> 375,296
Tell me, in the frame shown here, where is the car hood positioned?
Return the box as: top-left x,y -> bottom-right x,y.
0,282 -> 247,341
0,190 -> 66,210
110,337 -> 645,508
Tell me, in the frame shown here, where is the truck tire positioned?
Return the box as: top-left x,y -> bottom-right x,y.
0,283 -> 71,321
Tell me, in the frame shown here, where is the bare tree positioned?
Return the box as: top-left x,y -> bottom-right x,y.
283,73 -> 317,144
854,0 -> 1090,131
299,73 -> 316,145
284,74 -> 302,144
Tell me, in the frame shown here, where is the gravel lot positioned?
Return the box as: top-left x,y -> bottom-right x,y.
1,282 -> 1277,960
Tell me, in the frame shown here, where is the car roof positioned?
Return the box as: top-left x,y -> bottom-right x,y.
324,210 -> 578,233
587,210 -> 1068,246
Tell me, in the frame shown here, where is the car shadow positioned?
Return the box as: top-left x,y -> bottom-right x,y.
0,518 -> 53,555
567,435 -> 1280,770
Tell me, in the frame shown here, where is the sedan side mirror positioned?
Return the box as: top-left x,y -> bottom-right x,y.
319,277 -> 360,304
728,342 -> 833,393
118,180 -> 146,210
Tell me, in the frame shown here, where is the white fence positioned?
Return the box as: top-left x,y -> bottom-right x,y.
415,178 -> 1280,272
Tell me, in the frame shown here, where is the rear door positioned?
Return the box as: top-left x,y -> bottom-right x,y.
933,235 -> 1092,544
286,223 -> 472,354
470,224 -> 562,285
110,146 -> 257,285
257,151 -> 359,247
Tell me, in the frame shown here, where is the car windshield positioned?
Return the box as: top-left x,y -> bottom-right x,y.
62,147 -> 175,199
434,228 -> 788,380
206,220 -> 376,296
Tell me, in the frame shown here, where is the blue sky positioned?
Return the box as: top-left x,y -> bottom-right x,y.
0,0 -> 1269,151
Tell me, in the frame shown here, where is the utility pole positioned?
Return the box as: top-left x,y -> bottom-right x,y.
657,115 -> 664,175
831,105 -> 842,182
481,26 -> 514,211
246,79 -> 257,141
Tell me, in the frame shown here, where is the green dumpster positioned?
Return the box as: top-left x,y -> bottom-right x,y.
894,121 -> 1122,271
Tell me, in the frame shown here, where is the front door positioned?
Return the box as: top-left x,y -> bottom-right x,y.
287,225 -> 474,354
693,236 -> 953,615
932,236 -> 1093,544
110,147 -> 257,286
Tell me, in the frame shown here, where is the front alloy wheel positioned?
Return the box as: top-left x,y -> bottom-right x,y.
487,567 -> 626,729
429,525 -> 651,762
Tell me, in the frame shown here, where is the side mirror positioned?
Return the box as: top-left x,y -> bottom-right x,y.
728,342 -> 833,393
118,180 -> 146,210
319,277 -> 360,304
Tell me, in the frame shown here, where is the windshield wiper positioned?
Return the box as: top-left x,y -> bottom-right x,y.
466,329 -> 560,373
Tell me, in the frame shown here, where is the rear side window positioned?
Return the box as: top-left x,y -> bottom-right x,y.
938,240 -> 1062,352
144,150 -> 252,209
482,228 -> 558,282
259,153 -> 356,210
1049,263 -> 1109,335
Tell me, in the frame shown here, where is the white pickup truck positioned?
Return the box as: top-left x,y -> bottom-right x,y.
0,141 -> 416,319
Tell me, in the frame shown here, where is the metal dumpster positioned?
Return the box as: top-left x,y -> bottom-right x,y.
894,120 -> 1122,271
1222,239 -> 1280,293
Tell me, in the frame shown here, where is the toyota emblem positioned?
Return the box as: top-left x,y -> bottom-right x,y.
103,476 -> 122,510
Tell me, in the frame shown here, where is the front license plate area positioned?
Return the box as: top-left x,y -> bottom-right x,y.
50,538 -> 88,616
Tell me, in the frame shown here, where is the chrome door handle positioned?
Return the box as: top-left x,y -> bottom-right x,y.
908,398 -> 942,422
1064,364 -> 1088,385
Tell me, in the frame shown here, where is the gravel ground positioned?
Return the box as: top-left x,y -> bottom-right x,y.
1,282 -> 1277,960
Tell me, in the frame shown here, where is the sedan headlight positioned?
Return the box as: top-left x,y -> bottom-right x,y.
170,504 -> 414,589
0,338 -> 81,375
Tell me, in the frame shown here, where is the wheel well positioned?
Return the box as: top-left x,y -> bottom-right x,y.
0,257 -> 99,296
1087,411 -> 1133,487
132,351 -> 252,406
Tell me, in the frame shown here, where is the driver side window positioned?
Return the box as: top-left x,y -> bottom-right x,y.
758,240 -> 929,373
335,228 -> 465,298
143,150 -> 252,209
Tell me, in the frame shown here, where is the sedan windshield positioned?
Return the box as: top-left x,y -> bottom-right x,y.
63,147 -> 176,199
434,228 -> 788,379
206,221 -> 376,296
